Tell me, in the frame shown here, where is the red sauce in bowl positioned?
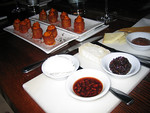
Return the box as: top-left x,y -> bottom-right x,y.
131,37 -> 150,46
73,77 -> 103,97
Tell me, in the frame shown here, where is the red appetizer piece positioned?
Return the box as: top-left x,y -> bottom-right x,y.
43,31 -> 55,45
48,12 -> 57,23
33,22 -> 40,28
13,19 -> 20,31
32,22 -> 43,39
24,18 -> 31,30
49,8 -> 58,18
60,11 -> 68,20
74,15 -> 85,33
39,9 -> 47,21
46,25 -> 57,38
19,20 -> 28,33
61,15 -> 71,29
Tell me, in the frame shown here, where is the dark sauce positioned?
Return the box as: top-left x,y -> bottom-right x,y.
109,56 -> 131,75
73,77 -> 103,97
131,37 -> 150,46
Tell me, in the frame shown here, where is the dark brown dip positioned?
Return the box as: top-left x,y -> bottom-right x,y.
131,37 -> 150,46
73,77 -> 103,97
109,56 -> 131,75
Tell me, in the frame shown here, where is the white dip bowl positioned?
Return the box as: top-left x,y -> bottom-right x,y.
42,54 -> 79,80
126,32 -> 150,51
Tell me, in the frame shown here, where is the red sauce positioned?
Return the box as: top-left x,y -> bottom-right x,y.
73,77 -> 103,97
131,37 -> 150,46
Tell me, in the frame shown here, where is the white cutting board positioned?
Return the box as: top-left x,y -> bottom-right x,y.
23,54 -> 150,113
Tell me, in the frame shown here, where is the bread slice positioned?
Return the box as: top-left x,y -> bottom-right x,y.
119,26 -> 150,33
79,42 -> 110,63
103,32 -> 125,44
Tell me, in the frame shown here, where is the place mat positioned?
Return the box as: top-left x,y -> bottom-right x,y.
23,57 -> 149,113
23,17 -> 150,113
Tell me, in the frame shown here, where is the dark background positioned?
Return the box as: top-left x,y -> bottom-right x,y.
0,0 -> 150,17
0,0 -> 150,28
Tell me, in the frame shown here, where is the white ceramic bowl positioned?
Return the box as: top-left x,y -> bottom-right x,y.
42,54 -> 79,80
126,32 -> 150,51
66,69 -> 110,101
101,52 -> 140,78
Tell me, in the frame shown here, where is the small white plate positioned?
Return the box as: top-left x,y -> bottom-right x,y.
66,69 -> 110,101
101,52 -> 141,78
42,54 -> 79,80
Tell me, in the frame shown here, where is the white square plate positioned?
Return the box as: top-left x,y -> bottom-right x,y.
3,20 -> 77,54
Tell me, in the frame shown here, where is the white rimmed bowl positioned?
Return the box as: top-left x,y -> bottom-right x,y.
66,68 -> 110,101
42,54 -> 79,80
126,32 -> 150,51
101,52 -> 141,78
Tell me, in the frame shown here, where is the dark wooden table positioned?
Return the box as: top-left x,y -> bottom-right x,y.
0,3 -> 150,113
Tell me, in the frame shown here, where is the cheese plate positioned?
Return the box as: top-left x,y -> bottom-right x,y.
98,18 -> 150,57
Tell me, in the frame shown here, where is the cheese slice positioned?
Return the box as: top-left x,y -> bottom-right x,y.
103,32 -> 125,44
118,32 -> 128,43
118,35 -> 126,43
79,42 -> 110,64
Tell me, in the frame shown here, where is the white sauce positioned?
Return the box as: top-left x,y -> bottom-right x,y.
43,55 -> 75,76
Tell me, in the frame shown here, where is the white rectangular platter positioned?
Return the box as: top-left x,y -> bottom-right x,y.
29,11 -> 109,41
3,20 -> 78,54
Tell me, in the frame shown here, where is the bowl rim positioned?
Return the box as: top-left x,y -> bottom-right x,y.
101,52 -> 141,78
66,68 -> 111,101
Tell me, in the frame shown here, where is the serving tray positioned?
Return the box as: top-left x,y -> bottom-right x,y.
29,11 -> 109,42
4,20 -> 77,54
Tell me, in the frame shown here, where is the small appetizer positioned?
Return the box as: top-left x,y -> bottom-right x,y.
60,11 -> 68,20
24,18 -> 31,30
46,25 -> 57,38
39,9 -> 47,21
74,15 -> 85,33
13,19 -> 20,31
19,20 -> 28,33
49,8 -> 58,18
33,22 -> 40,28
32,22 -> 43,39
48,12 -> 57,23
43,31 -> 55,45
61,15 -> 71,29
